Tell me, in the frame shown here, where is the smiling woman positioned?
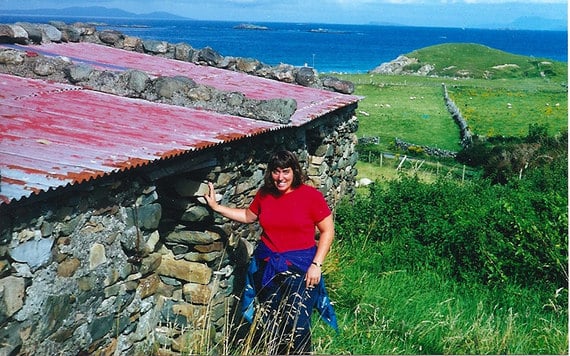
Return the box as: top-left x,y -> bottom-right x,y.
203,149 -> 337,354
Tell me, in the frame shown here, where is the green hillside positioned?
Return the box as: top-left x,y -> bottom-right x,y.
403,43 -> 567,79
334,43 -> 567,152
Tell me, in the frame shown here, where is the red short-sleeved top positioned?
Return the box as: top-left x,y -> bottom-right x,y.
248,184 -> 331,253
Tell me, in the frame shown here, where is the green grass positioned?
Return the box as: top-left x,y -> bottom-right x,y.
310,44 -> 569,355
448,84 -> 568,137
406,43 -> 568,79
342,72 -> 568,183
353,77 -> 462,151
330,43 -> 568,156
336,74 -> 568,151
312,238 -> 568,355
344,74 -> 484,180
356,156 -> 479,183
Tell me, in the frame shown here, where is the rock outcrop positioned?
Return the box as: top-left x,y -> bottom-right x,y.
370,55 -> 435,76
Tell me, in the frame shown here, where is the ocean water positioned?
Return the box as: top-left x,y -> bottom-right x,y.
2,16 -> 567,73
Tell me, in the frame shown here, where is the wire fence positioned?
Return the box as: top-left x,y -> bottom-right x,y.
359,150 -> 478,182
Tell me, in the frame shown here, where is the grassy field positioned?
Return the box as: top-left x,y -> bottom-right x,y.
342,75 -> 464,151
356,157 -> 478,183
332,43 -> 568,158
336,74 -> 567,152
448,81 -> 567,137
313,243 -> 567,355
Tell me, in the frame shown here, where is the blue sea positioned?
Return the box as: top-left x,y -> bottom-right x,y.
1,16 -> 567,73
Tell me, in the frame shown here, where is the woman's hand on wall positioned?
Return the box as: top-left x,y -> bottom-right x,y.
204,182 -> 258,223
204,182 -> 219,211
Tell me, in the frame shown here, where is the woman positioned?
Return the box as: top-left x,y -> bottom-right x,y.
204,149 -> 336,355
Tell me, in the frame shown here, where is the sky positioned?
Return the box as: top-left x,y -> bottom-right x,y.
1,0 -> 568,28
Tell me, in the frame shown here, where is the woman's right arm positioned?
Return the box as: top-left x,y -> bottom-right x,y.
204,182 -> 258,224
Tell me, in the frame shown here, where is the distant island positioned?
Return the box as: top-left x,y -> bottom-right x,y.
368,15 -> 566,31
233,24 -> 269,31
507,16 -> 567,31
1,6 -> 190,21
308,28 -> 351,34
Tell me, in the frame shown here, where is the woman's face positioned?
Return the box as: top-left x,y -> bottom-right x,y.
271,167 -> 294,194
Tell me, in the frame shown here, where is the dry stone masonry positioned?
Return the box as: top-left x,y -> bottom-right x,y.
0,47 -> 297,124
0,20 -> 359,355
442,83 -> 473,148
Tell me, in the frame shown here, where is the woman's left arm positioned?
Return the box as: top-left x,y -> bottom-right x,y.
305,214 -> 334,288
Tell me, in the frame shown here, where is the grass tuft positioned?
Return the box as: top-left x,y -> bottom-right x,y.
313,244 -> 568,355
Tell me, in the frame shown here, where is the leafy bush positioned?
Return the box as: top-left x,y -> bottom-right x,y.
457,124 -> 568,184
336,157 -> 568,289
455,140 -> 492,166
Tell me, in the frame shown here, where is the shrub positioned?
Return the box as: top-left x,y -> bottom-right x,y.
455,140 -> 492,167
337,160 -> 568,289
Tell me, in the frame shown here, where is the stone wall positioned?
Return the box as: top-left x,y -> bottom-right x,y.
442,84 -> 473,148
391,84 -> 474,158
0,106 -> 358,355
394,138 -> 457,158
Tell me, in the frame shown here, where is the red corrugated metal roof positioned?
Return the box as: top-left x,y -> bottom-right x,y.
14,42 -> 359,124
0,43 -> 359,205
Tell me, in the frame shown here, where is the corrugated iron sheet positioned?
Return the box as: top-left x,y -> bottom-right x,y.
0,42 -> 359,205
11,42 -> 359,124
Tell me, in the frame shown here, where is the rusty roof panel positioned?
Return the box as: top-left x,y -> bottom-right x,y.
0,74 -> 280,204
1,42 -> 359,205
13,43 -> 360,125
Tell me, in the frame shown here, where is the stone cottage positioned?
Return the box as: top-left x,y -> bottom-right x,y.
0,21 -> 359,355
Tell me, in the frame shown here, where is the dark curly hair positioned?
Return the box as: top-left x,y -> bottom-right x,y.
262,150 -> 306,193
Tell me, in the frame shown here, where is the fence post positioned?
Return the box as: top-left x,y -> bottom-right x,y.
397,155 -> 407,171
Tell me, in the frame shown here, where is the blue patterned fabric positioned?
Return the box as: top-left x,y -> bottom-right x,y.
241,242 -> 338,331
